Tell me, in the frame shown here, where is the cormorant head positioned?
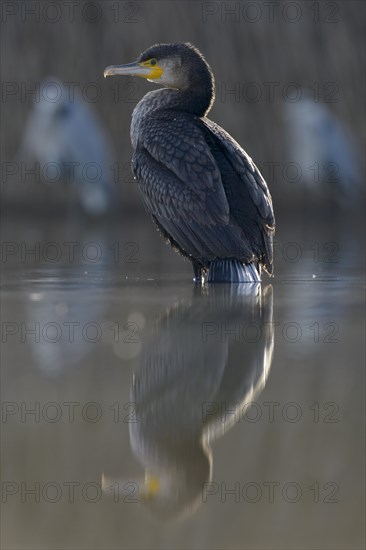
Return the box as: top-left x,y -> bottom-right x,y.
104,43 -> 215,114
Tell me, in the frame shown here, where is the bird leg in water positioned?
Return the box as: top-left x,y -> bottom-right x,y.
207,260 -> 260,283
192,262 -> 204,284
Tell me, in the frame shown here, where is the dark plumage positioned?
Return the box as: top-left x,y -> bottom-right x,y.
104,43 -> 275,282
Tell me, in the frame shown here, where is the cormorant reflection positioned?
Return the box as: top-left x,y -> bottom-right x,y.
107,284 -> 274,519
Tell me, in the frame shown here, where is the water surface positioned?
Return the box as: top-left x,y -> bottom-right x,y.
1,219 -> 365,550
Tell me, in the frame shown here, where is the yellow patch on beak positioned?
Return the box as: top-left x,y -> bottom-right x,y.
141,473 -> 160,500
139,60 -> 163,81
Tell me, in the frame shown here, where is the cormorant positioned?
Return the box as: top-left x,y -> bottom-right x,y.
102,284 -> 274,519
104,43 -> 275,282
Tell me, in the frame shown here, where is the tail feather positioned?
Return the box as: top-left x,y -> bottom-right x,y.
207,260 -> 261,283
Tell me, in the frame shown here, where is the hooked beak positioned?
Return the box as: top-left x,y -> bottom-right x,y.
104,61 -> 163,81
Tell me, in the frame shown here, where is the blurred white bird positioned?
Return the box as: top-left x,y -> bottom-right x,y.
284,94 -> 361,201
18,77 -> 117,216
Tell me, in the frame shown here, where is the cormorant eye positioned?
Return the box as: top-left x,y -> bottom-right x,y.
150,59 -> 157,66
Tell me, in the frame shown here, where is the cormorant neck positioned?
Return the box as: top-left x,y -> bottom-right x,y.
137,84 -> 214,121
173,62 -> 215,116
173,86 -> 214,117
